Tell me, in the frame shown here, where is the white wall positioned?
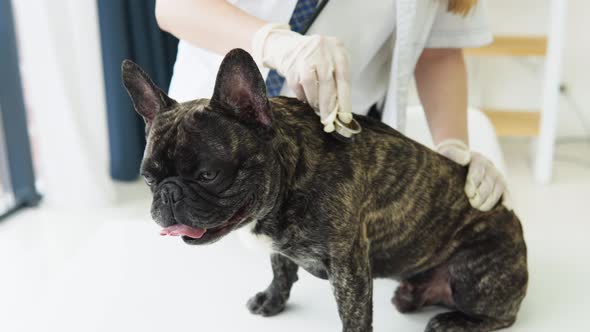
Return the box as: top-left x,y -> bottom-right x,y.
12,0 -> 116,208
474,0 -> 590,137
407,0 -> 590,138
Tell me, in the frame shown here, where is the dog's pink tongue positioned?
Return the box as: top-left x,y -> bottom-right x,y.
160,224 -> 207,239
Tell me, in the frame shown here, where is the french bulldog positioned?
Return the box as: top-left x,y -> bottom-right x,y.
121,49 -> 528,332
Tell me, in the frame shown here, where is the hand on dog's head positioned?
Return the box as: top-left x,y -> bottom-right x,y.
121,49 -> 278,245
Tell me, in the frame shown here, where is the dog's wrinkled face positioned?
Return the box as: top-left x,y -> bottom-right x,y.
122,49 -> 278,245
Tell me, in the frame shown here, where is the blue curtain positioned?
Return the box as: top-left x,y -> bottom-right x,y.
97,0 -> 178,181
0,0 -> 41,217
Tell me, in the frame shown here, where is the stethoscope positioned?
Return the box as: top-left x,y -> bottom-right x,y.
301,0 -> 362,142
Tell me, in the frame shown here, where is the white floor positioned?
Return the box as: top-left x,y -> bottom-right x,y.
1,139 -> 589,332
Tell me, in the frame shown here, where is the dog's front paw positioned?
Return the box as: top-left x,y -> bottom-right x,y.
246,291 -> 287,317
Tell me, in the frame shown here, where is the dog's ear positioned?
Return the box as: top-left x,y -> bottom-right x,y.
210,49 -> 272,127
121,60 -> 177,126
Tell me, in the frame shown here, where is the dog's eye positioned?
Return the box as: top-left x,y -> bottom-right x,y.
142,174 -> 156,186
198,170 -> 219,182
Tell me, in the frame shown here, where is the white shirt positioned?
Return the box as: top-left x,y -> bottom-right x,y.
168,0 -> 492,131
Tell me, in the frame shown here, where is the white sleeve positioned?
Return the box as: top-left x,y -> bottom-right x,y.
425,0 -> 493,48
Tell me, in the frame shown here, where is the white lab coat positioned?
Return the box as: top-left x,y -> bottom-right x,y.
168,0 -> 492,132
380,0 -> 492,131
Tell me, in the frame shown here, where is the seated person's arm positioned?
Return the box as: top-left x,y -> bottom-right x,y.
415,48 -> 468,146
156,0 -> 266,54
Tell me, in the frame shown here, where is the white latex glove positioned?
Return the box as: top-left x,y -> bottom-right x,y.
252,23 -> 352,133
436,139 -> 508,212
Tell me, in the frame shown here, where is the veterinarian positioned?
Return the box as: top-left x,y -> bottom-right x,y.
155,0 -> 506,212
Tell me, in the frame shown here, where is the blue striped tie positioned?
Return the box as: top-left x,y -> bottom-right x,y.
265,0 -> 319,97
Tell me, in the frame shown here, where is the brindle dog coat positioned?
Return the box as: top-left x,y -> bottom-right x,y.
122,49 -> 528,332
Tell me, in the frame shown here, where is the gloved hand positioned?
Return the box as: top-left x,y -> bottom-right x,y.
252,23 -> 352,133
436,139 -> 508,212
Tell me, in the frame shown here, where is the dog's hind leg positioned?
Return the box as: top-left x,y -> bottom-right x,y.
425,223 -> 528,332
392,264 -> 454,313
425,311 -> 515,332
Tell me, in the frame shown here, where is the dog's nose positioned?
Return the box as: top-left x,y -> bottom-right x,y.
159,182 -> 184,204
